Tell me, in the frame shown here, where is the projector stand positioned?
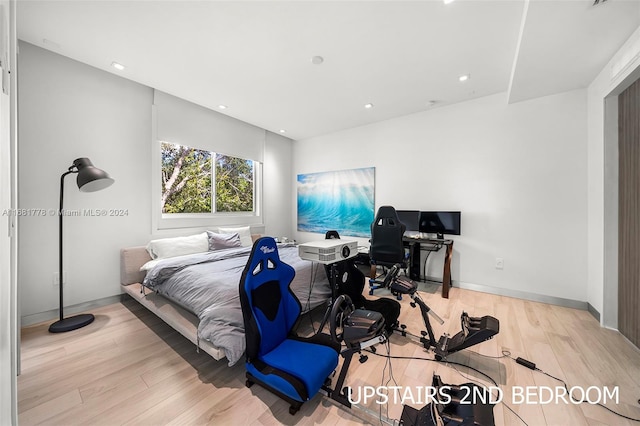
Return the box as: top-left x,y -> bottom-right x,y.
317,262 -> 340,332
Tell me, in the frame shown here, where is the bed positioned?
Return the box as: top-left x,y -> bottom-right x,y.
120,239 -> 331,366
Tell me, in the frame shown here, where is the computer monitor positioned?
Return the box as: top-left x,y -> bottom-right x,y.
396,210 -> 420,232
419,211 -> 461,239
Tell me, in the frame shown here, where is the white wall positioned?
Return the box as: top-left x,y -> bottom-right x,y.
1,0 -> 17,423
0,64 -> 14,426
264,131 -> 293,240
587,25 -> 640,327
18,42 -> 153,319
293,90 -> 589,304
17,42 -> 293,320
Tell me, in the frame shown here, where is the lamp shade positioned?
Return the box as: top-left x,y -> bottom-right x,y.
73,158 -> 114,192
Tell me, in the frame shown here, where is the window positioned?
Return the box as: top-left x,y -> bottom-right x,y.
151,91 -> 264,231
161,141 -> 255,215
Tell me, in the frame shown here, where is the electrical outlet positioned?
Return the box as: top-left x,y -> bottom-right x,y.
53,271 -> 67,286
495,258 -> 504,270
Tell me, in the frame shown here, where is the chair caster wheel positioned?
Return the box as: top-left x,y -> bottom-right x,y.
245,379 -> 254,388
289,405 -> 300,415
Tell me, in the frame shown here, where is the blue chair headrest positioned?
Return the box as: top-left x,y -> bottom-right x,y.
243,237 -> 294,286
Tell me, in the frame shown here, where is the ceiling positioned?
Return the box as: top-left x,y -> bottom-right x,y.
16,0 -> 640,141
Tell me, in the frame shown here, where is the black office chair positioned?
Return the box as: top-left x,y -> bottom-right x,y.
369,205 -> 409,295
324,231 -> 400,333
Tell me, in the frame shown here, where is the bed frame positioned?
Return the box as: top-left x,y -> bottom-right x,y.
120,246 -> 226,360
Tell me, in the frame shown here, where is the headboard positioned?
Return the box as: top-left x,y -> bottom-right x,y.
120,246 -> 152,285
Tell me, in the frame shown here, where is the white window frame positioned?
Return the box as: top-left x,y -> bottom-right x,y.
151,107 -> 263,232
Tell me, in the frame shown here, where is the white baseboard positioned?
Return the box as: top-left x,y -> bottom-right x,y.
419,275 -> 589,311
454,279 -> 588,310
20,295 -> 122,327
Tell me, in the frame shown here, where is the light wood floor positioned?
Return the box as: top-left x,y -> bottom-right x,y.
18,283 -> 640,425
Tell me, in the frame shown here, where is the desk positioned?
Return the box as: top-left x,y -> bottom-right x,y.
403,236 -> 454,299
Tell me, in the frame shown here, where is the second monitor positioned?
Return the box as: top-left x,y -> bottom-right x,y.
419,211 -> 461,239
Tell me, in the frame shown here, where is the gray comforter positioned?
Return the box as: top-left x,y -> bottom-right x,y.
142,244 -> 331,366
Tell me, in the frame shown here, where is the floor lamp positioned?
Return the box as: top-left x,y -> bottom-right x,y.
49,158 -> 115,333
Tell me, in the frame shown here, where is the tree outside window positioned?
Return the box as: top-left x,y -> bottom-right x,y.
161,141 -> 254,214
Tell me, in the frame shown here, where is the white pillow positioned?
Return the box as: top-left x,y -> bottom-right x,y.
146,232 -> 209,260
218,226 -> 252,247
140,258 -> 162,272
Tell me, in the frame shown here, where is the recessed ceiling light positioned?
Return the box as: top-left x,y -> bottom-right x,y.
459,74 -> 470,82
218,105 -> 227,110
443,0 -> 455,4
279,129 -> 286,134
111,62 -> 125,71
364,103 -> 374,109
311,56 -> 324,65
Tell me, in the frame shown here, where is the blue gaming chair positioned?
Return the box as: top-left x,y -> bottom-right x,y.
239,237 -> 340,415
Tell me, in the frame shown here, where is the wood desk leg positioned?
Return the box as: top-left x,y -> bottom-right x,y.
370,264 -> 377,280
442,242 -> 453,298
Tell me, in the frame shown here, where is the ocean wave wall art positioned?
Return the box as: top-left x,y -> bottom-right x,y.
297,167 -> 375,238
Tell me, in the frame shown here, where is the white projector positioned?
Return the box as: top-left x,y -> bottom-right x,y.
298,239 -> 358,265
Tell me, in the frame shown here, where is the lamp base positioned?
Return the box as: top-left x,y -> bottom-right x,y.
48,313 -> 95,333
